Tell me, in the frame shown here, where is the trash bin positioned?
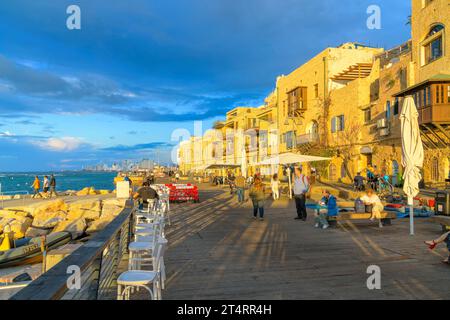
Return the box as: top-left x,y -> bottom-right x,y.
435,191 -> 450,216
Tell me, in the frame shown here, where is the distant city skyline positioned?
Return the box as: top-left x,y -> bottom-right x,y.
0,0 -> 411,171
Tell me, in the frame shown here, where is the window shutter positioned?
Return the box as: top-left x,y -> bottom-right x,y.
331,117 -> 336,133
340,115 -> 345,131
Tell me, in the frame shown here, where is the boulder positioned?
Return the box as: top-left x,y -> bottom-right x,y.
9,217 -> 32,239
32,210 -> 67,228
103,199 -> 127,207
0,195 -> 12,200
98,190 -> 111,195
1,206 -> 33,217
100,199 -> 126,219
0,217 -> 16,234
67,200 -> 102,221
29,199 -> 68,218
0,210 -> 29,219
53,218 -> 87,239
25,227 -> 51,238
88,188 -> 99,195
76,187 -> 91,196
86,216 -> 115,234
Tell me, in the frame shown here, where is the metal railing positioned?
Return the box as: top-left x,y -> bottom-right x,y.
297,132 -> 319,145
0,189 -> 30,208
10,200 -> 134,300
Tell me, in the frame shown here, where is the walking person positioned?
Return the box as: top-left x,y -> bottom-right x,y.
292,166 -> 310,221
270,174 -> 280,200
43,176 -> 50,197
49,174 -> 58,197
31,176 -> 42,199
249,177 -> 265,221
235,173 -> 246,203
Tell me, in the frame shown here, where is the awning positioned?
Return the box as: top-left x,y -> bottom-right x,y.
360,146 -> 373,155
393,73 -> 450,97
256,152 -> 331,166
205,164 -> 241,170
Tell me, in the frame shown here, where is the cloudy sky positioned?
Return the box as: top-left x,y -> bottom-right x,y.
0,0 -> 411,171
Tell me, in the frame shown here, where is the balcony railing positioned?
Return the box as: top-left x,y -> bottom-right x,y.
297,132 -> 319,145
418,103 -> 450,125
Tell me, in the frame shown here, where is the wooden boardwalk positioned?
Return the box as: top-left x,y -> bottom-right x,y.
142,184 -> 450,300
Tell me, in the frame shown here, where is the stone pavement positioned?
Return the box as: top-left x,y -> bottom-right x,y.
152,183 -> 450,300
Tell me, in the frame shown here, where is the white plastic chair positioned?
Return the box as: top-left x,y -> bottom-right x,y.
117,240 -> 164,300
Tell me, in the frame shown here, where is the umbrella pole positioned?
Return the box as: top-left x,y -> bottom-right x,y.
408,196 -> 414,236
288,171 -> 292,200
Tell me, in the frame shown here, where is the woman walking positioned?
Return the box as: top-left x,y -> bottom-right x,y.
270,174 -> 280,200
249,177 -> 265,221
31,176 -> 42,199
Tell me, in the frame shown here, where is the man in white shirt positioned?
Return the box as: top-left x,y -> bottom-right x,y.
360,189 -> 384,228
292,166 -> 310,221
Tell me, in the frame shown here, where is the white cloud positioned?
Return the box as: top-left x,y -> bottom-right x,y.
34,137 -> 83,152
0,131 -> 14,137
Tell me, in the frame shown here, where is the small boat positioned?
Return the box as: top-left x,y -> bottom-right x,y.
0,232 -> 72,268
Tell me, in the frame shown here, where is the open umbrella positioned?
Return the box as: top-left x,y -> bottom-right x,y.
400,96 -> 424,236
257,152 -> 331,199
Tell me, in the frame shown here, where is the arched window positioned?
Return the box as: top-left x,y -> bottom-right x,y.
428,24 -> 444,37
423,24 -> 444,64
431,157 -> 440,182
329,164 -> 337,181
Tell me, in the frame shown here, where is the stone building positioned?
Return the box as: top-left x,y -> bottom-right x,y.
177,0 -> 449,186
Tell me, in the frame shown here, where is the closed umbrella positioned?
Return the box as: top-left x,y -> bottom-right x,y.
400,96 -> 424,236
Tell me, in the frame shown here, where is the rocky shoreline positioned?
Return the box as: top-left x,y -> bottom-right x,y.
0,187 -> 125,241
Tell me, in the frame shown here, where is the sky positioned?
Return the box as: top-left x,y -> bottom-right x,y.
0,0 -> 411,171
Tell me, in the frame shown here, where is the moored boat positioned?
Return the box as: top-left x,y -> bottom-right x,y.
0,232 -> 72,268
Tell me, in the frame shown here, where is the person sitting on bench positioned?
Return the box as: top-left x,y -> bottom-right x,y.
360,188 -> 384,228
314,190 -> 338,230
424,231 -> 450,264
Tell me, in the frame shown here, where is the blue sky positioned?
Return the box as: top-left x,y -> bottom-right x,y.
0,0 -> 411,171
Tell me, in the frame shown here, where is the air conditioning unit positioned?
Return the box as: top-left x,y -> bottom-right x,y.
379,128 -> 390,137
377,118 -> 388,129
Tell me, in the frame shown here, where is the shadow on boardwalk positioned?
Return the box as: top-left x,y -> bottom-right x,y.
137,185 -> 450,300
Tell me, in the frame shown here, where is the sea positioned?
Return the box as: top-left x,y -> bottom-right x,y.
0,171 -> 117,195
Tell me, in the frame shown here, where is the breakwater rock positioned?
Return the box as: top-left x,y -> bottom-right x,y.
0,198 -> 127,240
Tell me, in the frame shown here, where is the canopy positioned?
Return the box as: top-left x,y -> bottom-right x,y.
400,96 -> 424,236
256,152 -> 330,199
257,152 -> 331,166
205,164 -> 241,170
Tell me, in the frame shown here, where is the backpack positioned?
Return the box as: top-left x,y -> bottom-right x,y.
355,198 -> 366,213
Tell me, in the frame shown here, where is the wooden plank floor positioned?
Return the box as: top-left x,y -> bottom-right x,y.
139,184 -> 450,300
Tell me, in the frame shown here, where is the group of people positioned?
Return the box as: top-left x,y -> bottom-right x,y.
31,174 -> 57,199
234,165 -> 387,231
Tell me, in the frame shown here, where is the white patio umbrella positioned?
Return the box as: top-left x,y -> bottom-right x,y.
400,96 -> 424,236
257,152 -> 331,199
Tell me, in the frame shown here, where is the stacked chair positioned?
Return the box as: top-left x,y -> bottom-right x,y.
117,187 -> 171,300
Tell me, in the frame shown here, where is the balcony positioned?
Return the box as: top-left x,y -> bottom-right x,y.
418,103 -> 450,125
297,132 -> 319,145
